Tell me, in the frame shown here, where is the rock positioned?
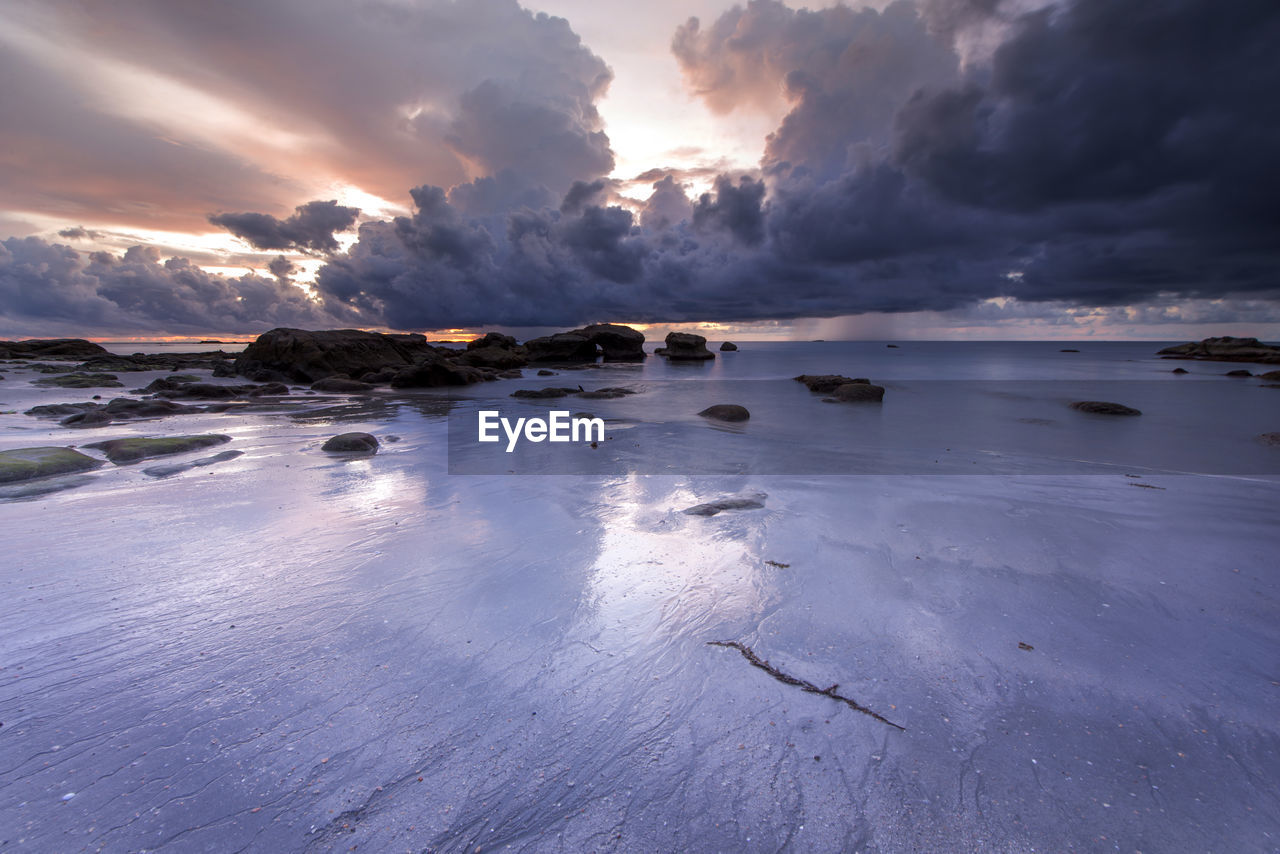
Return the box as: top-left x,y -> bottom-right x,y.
31,372 -> 124,389
310,377 -> 375,392
1225,369 -> 1252,377
1257,432 -> 1280,447
577,387 -> 636,400
496,369 -> 524,379
655,332 -> 714,360
887,344 -> 900,348
143,450 -> 244,478
467,332 -> 519,351
698,404 -> 750,421
389,354 -> 485,388
537,369 -> 556,376
60,409 -> 114,428
455,346 -> 529,369
321,432 -> 380,454
523,332 -> 598,363
0,447 -> 105,483
0,339 -> 110,360
830,382 -> 885,402
719,342 -> 738,352
359,368 -> 400,384
1172,368 -> 1189,374
211,360 -> 237,377
85,435 -> 232,464
795,374 -> 866,393
511,387 -> 578,398
1157,336 -> 1280,364
682,493 -> 767,516
1060,348 -> 1080,353
141,378 -> 289,399
104,398 -> 201,418
235,328 -> 436,382
1070,401 -> 1142,416
577,324 -> 646,361
1260,370 -> 1280,381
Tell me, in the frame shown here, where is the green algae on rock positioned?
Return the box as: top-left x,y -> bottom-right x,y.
84,435 -> 232,464
0,447 -> 104,483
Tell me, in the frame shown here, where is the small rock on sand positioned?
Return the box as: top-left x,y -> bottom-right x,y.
321,432 -> 380,454
682,493 -> 767,516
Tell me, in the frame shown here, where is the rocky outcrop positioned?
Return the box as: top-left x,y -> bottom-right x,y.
1070,401 -> 1142,416
1225,369 -> 1252,377
719,342 -> 738,351
0,339 -> 109,360
655,332 -> 714,360
1260,370 -> 1280,381
139,378 -> 289,399
1157,336 -> 1280,364
0,446 -> 104,483
26,398 -> 203,427
321,432 -> 379,453
85,434 -> 232,464
577,325 -> 645,361
235,328 -> 436,382
455,346 -> 528,369
698,404 -> 750,421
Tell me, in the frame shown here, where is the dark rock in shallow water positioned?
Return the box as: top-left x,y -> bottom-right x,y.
321,432 -> 379,454
32,372 -> 123,389
655,332 -> 714,360
1225,369 -> 1252,377
1070,400 -> 1142,416
830,382 -> 885,402
1259,370 -> 1280,381
511,387 -> 578,398
795,374 -> 871,394
682,493 -> 767,516
61,409 -> 114,428
85,435 -> 232,464
1060,348 -> 1080,353
577,387 -> 636,400
1172,368 -> 1189,374
143,450 -> 244,478
310,377 -> 375,392
537,369 -> 556,376
698,404 -> 750,421
1157,336 -> 1280,364
577,324 -> 646,361
719,341 -> 738,351
0,446 -> 104,483
0,339 -> 109,360
236,328 -> 435,382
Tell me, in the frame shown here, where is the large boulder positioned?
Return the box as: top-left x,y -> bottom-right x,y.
235,328 -> 435,382
1157,336 -> 1280,364
523,332 -> 599,363
467,332 -> 519,351
31,372 -> 124,389
655,332 -> 714,360
719,341 -> 738,352
0,339 -> 110,360
0,446 -> 104,482
455,346 -> 528,369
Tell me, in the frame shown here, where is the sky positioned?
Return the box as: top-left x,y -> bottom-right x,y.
1,0 -> 1278,341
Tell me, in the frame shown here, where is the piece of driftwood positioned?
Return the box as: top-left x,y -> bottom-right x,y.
708,640 -> 906,731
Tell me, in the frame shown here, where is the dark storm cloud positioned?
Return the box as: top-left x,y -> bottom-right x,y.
0,236 -> 343,337
209,200 -> 361,253
307,0 -> 1280,331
